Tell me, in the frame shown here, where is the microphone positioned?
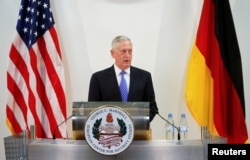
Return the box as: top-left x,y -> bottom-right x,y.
156,113 -> 180,141
152,106 -> 180,141
52,115 -> 73,139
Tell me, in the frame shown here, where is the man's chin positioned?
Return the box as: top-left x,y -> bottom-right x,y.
120,64 -> 130,70
124,64 -> 131,68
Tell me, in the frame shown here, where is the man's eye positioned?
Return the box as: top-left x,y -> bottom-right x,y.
120,50 -> 126,54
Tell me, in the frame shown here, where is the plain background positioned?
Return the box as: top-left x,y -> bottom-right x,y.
1,0 -> 250,159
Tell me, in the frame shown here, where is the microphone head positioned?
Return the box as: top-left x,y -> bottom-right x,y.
53,133 -> 56,140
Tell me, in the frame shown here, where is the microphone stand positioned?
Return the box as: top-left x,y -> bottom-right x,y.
151,105 -> 180,141
53,115 -> 73,140
156,113 -> 180,141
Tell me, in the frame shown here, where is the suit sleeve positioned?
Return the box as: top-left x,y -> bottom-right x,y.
146,73 -> 159,122
88,74 -> 101,101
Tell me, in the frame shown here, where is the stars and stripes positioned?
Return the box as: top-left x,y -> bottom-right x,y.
6,0 -> 67,138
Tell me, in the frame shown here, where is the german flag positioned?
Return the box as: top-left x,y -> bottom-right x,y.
185,0 -> 248,143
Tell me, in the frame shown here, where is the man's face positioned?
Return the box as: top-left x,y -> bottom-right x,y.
111,40 -> 132,70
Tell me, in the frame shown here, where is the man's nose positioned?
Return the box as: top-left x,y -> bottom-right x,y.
124,50 -> 131,56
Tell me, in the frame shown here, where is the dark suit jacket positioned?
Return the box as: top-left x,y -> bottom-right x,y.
88,65 -> 158,121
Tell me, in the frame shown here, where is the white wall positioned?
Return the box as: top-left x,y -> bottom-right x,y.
1,0 -> 250,159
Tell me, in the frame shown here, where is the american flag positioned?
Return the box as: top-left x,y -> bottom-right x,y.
6,0 -> 67,138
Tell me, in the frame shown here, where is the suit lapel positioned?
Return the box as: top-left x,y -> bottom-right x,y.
128,67 -> 138,100
107,66 -> 122,100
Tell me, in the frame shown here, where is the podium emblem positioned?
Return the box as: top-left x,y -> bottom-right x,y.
85,105 -> 134,155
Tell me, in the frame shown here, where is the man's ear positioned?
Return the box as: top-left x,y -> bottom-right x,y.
110,49 -> 114,58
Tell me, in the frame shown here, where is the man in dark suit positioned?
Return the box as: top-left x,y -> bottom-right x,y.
88,35 -> 158,122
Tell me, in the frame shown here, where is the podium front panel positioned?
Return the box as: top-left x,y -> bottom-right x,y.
72,101 -> 151,140
28,139 -> 206,160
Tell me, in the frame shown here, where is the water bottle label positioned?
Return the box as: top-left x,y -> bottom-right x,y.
166,126 -> 174,132
180,126 -> 188,132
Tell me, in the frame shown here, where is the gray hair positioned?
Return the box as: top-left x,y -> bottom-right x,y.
111,35 -> 131,49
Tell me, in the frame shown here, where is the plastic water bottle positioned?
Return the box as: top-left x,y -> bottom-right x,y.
179,113 -> 188,140
166,113 -> 175,140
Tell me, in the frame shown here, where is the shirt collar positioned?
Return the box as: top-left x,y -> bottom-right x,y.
114,64 -> 130,75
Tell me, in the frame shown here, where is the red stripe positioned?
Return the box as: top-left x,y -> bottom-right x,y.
196,0 -> 216,67
50,27 -> 62,59
6,105 -> 22,134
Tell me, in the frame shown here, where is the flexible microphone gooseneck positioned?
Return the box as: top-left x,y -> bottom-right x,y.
152,106 -> 180,141
156,113 -> 180,141
52,115 -> 73,140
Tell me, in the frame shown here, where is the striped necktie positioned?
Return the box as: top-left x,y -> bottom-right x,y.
119,70 -> 128,102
